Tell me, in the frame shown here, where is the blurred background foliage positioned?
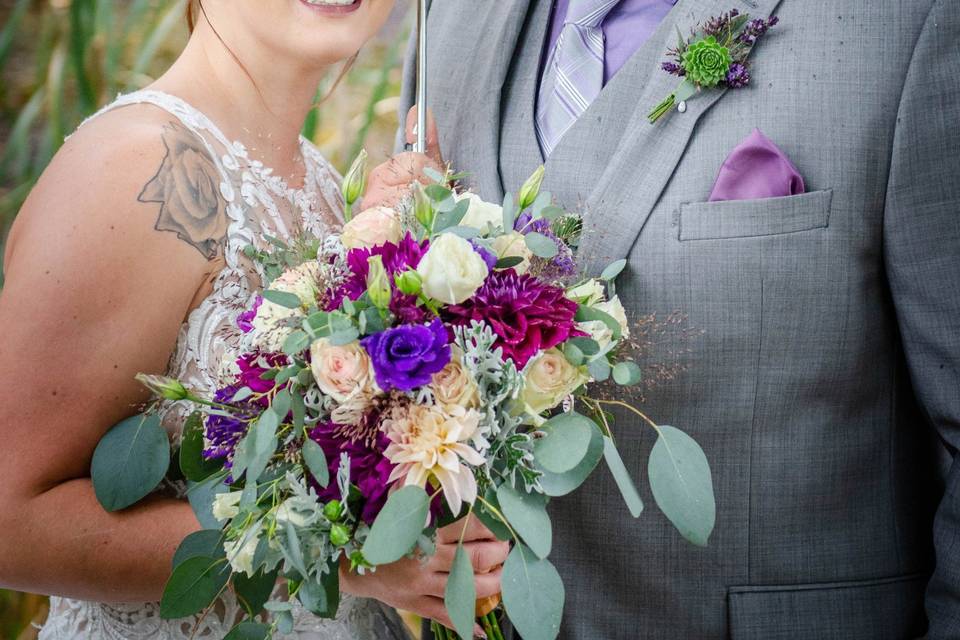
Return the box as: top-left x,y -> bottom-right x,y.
0,0 -> 412,636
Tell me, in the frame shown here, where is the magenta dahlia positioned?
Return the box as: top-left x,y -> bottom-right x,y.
444,269 -> 581,368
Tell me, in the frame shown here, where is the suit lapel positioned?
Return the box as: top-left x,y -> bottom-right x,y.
576,0 -> 784,275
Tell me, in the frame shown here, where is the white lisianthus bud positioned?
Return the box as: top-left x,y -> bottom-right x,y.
365,255 -> 392,309
225,527 -> 261,577
417,233 -> 489,304
518,165 -> 545,210
342,149 -> 368,207
135,374 -> 189,401
341,206 -> 402,250
212,491 -> 242,522
455,192 -> 504,231
522,348 -> 588,415
492,231 -> 534,275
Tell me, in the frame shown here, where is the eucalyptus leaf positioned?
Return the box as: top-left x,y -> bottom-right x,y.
179,412 -> 222,483
361,485 -> 430,565
187,475 -> 230,530
298,566 -> 340,619
525,232 -> 559,259
91,413 -> 169,512
563,343 -> 584,366
496,485 -> 551,559
172,529 -> 224,569
425,184 -> 452,202
231,387 -> 253,402
648,425 -> 716,546
537,422 -> 604,497
534,412 -> 595,474
588,358 -> 611,382
233,567 -> 279,616
245,411 -> 279,485
223,622 -> 270,640
567,337 -> 600,357
475,488 -> 512,541
540,205 -> 565,220
283,330 -> 311,356
445,544 -> 477,640
328,327 -> 360,347
600,259 -> 627,281
302,439 -> 330,488
271,390 -> 292,420
434,199 -> 470,232
159,556 -> 229,619
445,225 -> 481,239
424,167 -> 445,183
501,544 -> 564,640
613,361 -> 642,386
262,289 -> 302,309
575,305 -> 622,342
276,610 -> 295,634
495,256 -> 524,270
531,191 -> 551,217
502,192 -> 517,231
603,437 -> 644,518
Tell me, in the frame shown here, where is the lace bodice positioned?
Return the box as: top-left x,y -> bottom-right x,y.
39,90 -> 410,640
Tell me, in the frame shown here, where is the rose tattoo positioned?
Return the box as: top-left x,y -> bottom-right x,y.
138,122 -> 228,259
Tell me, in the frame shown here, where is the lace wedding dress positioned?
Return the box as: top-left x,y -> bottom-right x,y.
38,90 -> 411,640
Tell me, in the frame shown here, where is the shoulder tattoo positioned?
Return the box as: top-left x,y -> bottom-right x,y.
138,121 -> 228,260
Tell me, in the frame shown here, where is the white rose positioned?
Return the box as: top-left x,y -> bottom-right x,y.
492,231 -> 534,275
417,233 -> 489,304
455,192 -> 503,231
212,491 -> 242,522
567,279 -> 606,305
225,528 -> 260,577
522,348 -> 588,415
310,338 -> 377,403
250,261 -> 322,352
341,206 -> 402,250
579,295 -> 630,349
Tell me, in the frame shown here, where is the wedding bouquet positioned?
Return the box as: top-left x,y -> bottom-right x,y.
92,159 -> 716,640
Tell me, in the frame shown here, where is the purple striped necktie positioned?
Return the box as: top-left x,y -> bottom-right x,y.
536,0 -> 621,157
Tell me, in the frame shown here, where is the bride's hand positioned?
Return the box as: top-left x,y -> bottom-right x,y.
363,106 -> 445,210
340,514 -> 508,637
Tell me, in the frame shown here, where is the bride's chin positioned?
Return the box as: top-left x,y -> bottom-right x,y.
297,0 -> 363,16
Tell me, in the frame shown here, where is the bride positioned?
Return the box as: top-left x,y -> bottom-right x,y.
0,0 -> 506,638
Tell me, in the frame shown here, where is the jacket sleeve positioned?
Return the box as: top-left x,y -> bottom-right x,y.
883,1 -> 960,636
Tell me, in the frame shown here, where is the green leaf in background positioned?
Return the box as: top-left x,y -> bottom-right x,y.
91,413 -> 169,512
475,488 -> 512,541
187,475 -> 230,530
603,437 -> 644,518
648,425 -> 716,546
159,556 -> 229,619
524,232 -> 559,259
445,544 -> 477,640
223,622 -> 271,640
537,420 -> 604,497
361,485 -> 430,565
496,485 -> 551,559
172,529 -> 224,569
233,567 -> 280,616
302,439 -> 330,488
600,259 -> 627,281
298,565 -> 341,619
534,412 -> 595,474
180,412 -> 222,482
501,544 -> 564,640
612,361 -> 642,386
262,289 -> 302,309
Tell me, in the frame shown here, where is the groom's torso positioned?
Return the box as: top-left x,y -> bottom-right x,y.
408,1 -> 944,637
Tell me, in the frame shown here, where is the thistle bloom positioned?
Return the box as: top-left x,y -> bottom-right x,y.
382,404 -> 487,516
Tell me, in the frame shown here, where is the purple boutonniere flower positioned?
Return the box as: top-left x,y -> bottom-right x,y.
361,318 -> 451,392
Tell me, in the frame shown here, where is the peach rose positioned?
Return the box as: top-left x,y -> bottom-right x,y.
309,338 -> 376,403
431,347 -> 479,409
341,206 -> 402,250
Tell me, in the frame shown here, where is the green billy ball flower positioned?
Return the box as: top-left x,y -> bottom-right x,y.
682,36 -> 732,87
330,522 -> 351,547
323,499 -> 343,522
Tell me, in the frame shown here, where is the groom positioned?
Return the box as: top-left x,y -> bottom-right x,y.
392,0 -> 960,638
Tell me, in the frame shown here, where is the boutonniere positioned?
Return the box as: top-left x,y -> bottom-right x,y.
648,10 -> 778,123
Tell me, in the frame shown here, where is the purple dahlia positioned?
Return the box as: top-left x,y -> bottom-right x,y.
444,269 -> 581,368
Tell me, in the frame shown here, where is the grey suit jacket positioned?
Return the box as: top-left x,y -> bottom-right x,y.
399,1 -> 960,638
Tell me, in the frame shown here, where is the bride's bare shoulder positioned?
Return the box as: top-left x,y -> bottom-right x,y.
6,104 -> 228,270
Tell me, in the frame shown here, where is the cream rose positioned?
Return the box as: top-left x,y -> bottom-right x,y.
455,192 -> 503,231
492,231 -> 534,275
341,206 -> 402,250
310,338 -> 376,403
431,347 -> 479,409
250,261 -> 322,352
523,348 -> 588,415
417,233 -> 489,304
212,491 -> 242,522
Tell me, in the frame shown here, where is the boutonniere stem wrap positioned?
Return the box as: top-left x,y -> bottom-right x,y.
648,10 -> 778,123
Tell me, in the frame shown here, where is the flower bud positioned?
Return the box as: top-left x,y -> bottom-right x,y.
323,499 -> 343,522
413,182 -> 435,230
518,165 -> 545,210
342,149 -> 368,207
395,269 -> 422,296
330,522 -> 351,547
135,373 -> 189,401
366,255 -> 392,310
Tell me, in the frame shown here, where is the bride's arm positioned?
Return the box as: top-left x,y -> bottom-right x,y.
0,112 -> 221,601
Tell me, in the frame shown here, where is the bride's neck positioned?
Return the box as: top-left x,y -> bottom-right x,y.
154,19 -> 329,181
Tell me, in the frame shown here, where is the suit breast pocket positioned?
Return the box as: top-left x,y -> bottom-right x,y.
678,189 -> 833,241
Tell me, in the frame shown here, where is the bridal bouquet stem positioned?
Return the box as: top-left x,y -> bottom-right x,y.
92,159 -> 717,640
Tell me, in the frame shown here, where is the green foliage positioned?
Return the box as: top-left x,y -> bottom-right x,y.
223,621 -> 271,640
172,529 -> 224,568
361,485 -> 430,565
160,556 -> 230,619
602,437 -> 644,518
444,544 -> 477,640
302,439 -> 330,488
91,413 -> 170,512
534,412 -> 595,474
537,420 -> 604,497
501,544 -> 564,640
496,485 -> 552,560
648,425 -> 716,546
180,412 -> 222,482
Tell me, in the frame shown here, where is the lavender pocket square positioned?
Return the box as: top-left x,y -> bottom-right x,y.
708,128 -> 805,202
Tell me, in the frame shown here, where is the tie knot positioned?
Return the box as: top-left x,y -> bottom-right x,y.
565,0 -> 619,28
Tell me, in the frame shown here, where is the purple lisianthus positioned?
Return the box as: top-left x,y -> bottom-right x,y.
361,318 -> 451,391
471,240 -> 498,270
237,295 -> 262,333
444,269 -> 582,368
203,385 -> 256,464
307,422 -> 393,525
